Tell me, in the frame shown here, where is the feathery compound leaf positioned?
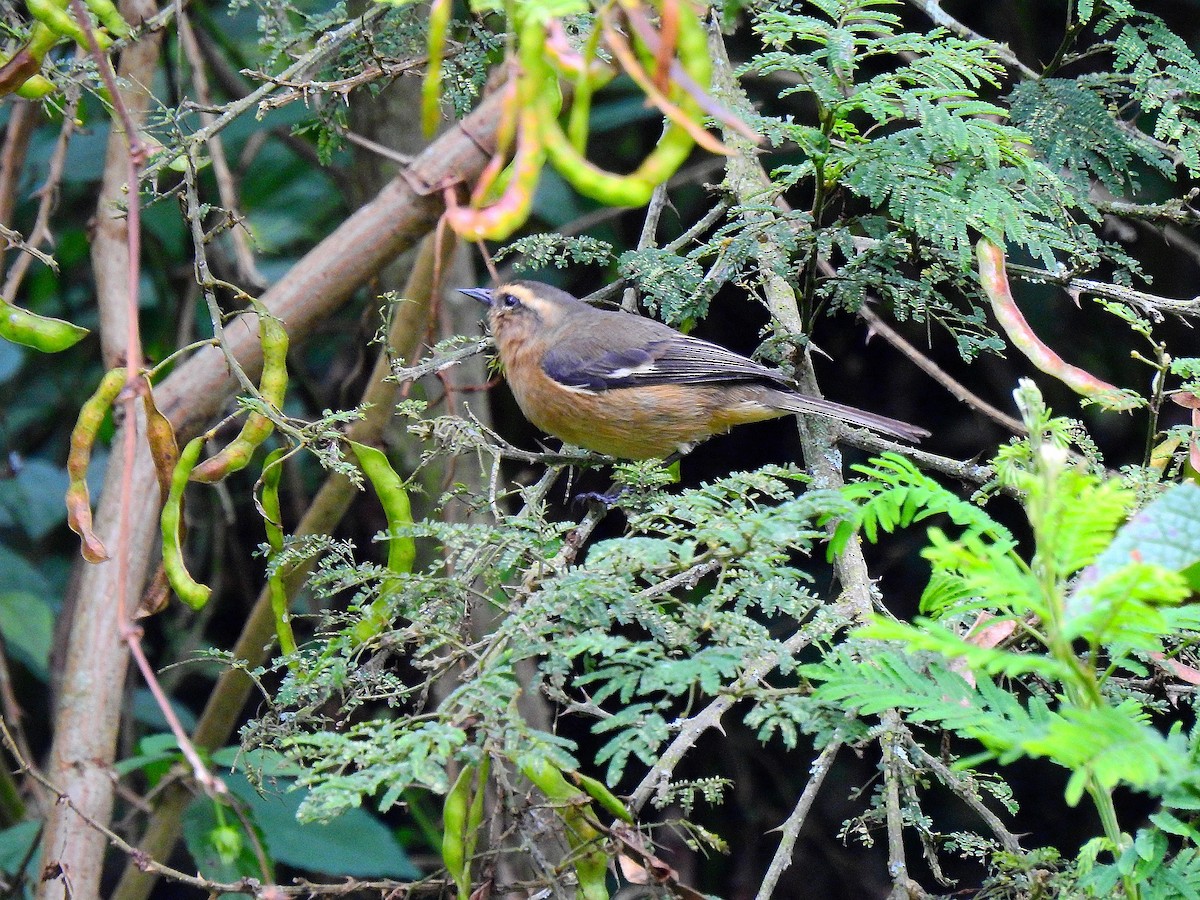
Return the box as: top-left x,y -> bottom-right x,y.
1010,78 -> 1173,192
832,452 -> 1012,555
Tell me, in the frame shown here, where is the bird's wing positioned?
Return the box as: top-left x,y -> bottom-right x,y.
543,332 -> 791,391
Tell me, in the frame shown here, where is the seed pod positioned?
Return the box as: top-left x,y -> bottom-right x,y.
348,441 -> 415,582
522,760 -> 610,900
24,0 -> 112,49
161,436 -> 212,610
142,383 -> 179,505
191,303 -> 289,482
0,294 -> 88,352
83,0 -> 128,37
347,441 -> 415,644
442,762 -> 474,900
260,448 -> 297,657
569,771 -> 634,825
65,368 -> 126,562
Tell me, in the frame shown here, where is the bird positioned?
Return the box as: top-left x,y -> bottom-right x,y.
459,281 -> 928,460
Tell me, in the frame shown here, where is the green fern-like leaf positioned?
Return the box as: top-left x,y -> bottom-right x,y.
1010,78 -> 1172,193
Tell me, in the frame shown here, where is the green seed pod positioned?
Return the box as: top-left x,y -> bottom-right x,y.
347,441 -> 415,645
348,441 -> 415,581
24,0 -> 112,49
191,304 -> 288,483
569,771 -> 634,825
83,0 -> 128,37
0,294 -> 88,352
260,448 -> 297,657
442,762 -> 474,900
15,72 -> 56,99
161,436 -> 212,610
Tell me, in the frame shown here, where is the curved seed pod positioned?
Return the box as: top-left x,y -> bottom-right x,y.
260,448 -> 297,658
0,294 -> 89,352
444,15 -> 549,241
142,382 -> 179,505
463,756 -> 490,882
977,239 -> 1140,410
468,78 -> 521,207
445,106 -> 546,241
537,3 -> 714,207
348,440 -> 415,581
161,436 -> 212,610
191,303 -> 289,482
65,368 -> 126,562
601,14 -> 726,155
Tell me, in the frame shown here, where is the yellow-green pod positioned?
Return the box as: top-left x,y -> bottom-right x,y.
15,73 -> 55,99
520,759 -> 580,802
260,448 -> 297,657
191,304 -> 288,483
161,436 -> 212,610
83,0 -> 128,37
463,756 -> 490,872
442,763 -> 474,900
569,771 -> 634,824
24,0 -> 112,49
0,294 -> 88,352
65,368 -> 125,562
348,440 -> 415,581
446,106 -> 546,241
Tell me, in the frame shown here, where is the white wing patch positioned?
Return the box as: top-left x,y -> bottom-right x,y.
607,360 -> 659,379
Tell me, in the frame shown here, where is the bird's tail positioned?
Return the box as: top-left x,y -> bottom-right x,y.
770,391 -> 930,442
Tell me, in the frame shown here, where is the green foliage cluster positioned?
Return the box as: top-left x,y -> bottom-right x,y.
246,466 -> 844,816
808,384 -> 1200,898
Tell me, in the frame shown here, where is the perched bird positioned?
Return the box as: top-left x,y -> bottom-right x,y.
460,281 -> 928,460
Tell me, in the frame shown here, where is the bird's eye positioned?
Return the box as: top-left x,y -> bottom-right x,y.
500,293 -> 520,308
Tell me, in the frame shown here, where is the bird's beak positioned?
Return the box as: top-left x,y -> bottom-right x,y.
459,287 -> 494,307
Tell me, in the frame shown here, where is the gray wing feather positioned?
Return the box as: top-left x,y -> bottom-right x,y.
543,332 -> 791,391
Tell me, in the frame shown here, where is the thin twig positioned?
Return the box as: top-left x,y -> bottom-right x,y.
629,627 -> 817,812
0,92 -> 80,301
141,6 -> 390,179
755,741 -> 841,900
1008,263 -> 1200,320
903,0 -> 1038,78
0,100 -> 37,282
343,130 -> 416,166
622,182 -> 669,312
858,304 -> 1027,434
881,712 -> 914,899
176,8 -> 265,289
181,158 -> 265,399
904,737 -> 1022,853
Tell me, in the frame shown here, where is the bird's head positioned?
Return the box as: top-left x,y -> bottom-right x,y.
460,281 -> 587,347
